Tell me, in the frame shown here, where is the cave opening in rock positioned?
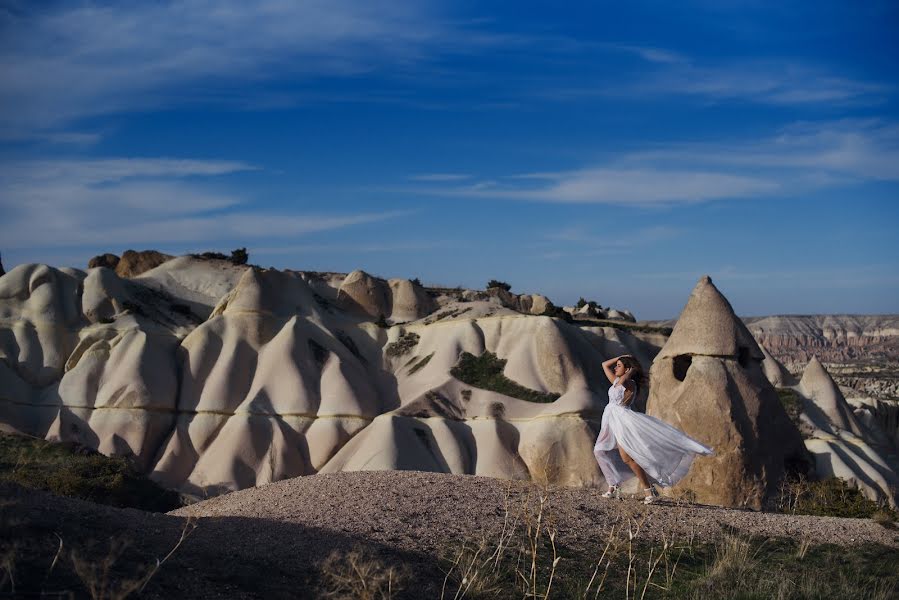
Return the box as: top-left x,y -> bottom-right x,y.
737,346 -> 751,368
673,354 -> 692,382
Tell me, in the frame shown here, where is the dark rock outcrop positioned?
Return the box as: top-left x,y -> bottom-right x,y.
115,250 -> 173,278
88,253 -> 120,270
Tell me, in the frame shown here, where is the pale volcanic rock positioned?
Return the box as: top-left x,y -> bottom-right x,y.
115,249 -> 173,278
388,278 -> 437,322
0,264 -> 85,387
337,269 -> 391,319
152,267 -> 382,494
647,276 -> 807,509
518,294 -> 551,315
799,356 -> 867,437
760,343 -> 797,387
81,267 -> 128,324
135,255 -> 248,320
794,357 -> 899,506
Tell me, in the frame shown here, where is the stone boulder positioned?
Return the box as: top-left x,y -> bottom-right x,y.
116,250 -> 172,278
646,276 -> 807,509
88,253 -> 120,270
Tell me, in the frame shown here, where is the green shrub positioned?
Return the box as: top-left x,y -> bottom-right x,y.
486,279 -> 511,292
777,388 -> 804,431
230,247 -> 249,265
0,433 -> 180,512
450,351 -> 559,403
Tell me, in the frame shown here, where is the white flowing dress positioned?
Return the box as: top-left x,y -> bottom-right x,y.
593,378 -> 714,487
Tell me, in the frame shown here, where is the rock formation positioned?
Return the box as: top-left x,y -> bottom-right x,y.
0,252 -> 5,277
646,276 -> 807,509
760,344 -> 797,388
116,249 -> 173,278
0,255 -> 664,496
795,357 -> 899,505
88,253 -> 120,270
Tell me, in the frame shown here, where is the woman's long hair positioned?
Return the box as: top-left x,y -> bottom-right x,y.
620,355 -> 648,395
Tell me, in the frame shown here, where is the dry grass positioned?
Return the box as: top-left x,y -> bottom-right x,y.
318,547 -> 409,600
68,516 -> 197,600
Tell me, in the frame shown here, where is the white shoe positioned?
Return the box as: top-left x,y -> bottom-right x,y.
601,485 -> 621,499
643,486 -> 660,504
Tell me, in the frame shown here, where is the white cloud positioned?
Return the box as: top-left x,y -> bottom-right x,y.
399,119 -> 899,205
0,157 -> 410,249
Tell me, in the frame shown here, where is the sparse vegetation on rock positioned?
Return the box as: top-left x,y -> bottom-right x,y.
0,432 -> 180,512
386,331 -> 420,358
451,351 -> 559,403
407,352 -> 434,375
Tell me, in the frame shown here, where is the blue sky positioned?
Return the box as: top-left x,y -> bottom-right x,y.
1,1 -> 897,319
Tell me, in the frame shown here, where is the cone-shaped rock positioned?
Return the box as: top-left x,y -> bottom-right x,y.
337,270 -> 391,319
658,276 -> 763,361
799,356 -> 866,437
760,344 -> 797,388
647,276 -> 807,509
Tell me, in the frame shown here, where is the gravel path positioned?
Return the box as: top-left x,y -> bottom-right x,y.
174,470 -> 899,552
5,471 -> 897,599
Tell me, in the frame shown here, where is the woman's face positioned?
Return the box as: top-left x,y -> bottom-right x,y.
613,361 -> 625,376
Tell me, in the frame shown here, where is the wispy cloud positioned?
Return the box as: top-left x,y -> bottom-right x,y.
0,157 -> 411,249
609,44 -> 687,64
0,2 -> 471,137
398,119 -> 899,205
540,46 -> 890,107
406,173 -> 472,182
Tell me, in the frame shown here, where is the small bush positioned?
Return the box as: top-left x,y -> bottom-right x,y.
487,279 -> 511,292
451,351 -> 559,403
576,297 -> 586,308
230,247 -> 248,265
386,332 -> 420,358
777,389 -> 805,433
775,476 -> 896,519
0,433 -> 180,512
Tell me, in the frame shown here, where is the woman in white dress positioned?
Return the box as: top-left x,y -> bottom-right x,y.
593,355 -> 713,504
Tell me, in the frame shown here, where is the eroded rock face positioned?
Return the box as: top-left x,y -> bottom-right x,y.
0,258 -> 687,498
337,270 -> 391,319
88,253 -> 120,270
647,276 -> 807,509
116,250 -> 173,278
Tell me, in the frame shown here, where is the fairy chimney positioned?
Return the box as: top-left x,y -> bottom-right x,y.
760,344 -> 797,388
646,276 -> 807,509
798,356 -> 866,437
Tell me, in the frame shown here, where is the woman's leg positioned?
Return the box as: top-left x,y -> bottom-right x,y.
618,446 -> 651,489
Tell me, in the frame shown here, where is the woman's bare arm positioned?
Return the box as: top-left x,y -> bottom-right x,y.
601,356 -> 619,383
